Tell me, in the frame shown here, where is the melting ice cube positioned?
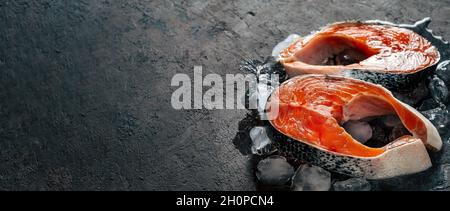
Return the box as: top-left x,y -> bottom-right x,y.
343,120 -> 372,144
333,178 -> 371,191
421,107 -> 450,135
429,75 -> 449,104
291,164 -> 331,191
256,155 -> 294,186
249,126 -> 273,155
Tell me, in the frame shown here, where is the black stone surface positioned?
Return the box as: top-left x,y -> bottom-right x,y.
1,0 -> 450,190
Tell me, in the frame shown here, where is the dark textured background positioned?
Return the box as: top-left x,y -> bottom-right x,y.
1,0 -> 449,190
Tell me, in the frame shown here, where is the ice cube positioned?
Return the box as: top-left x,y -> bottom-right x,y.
380,115 -> 402,128
247,82 -> 275,118
429,75 -> 449,104
256,155 -> 294,186
343,120 -> 372,144
256,83 -> 275,112
291,164 -> 331,191
418,98 -> 440,111
431,164 -> 450,191
333,178 -> 371,191
434,133 -> 450,165
249,126 -> 273,155
272,34 -> 300,58
393,81 -> 429,106
247,88 -> 258,110
421,107 -> 450,135
258,73 -> 280,86
436,60 -> 450,85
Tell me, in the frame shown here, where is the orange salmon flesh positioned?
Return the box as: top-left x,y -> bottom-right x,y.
279,22 -> 440,75
266,75 -> 428,157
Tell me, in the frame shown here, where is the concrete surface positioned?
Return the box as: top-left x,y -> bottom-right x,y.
1,0 -> 449,190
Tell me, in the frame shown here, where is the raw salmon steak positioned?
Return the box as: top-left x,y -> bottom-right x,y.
266,75 -> 442,179
275,21 -> 441,89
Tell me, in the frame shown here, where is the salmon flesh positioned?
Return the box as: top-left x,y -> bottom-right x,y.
266,75 -> 442,179
276,22 -> 441,89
